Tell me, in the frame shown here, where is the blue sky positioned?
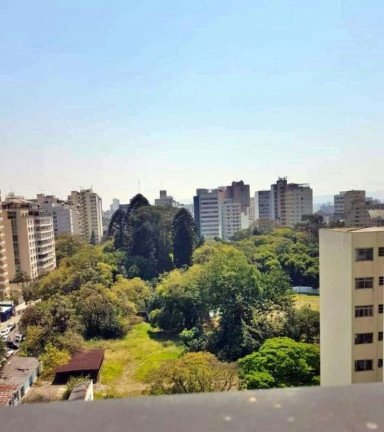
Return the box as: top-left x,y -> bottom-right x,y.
1,0 -> 384,205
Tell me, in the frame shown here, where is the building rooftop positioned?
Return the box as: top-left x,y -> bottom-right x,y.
68,381 -> 92,402
322,227 -> 384,233
56,350 -> 104,374
0,384 -> 19,406
0,357 -> 40,388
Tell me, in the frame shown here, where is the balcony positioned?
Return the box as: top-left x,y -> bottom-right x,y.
0,384 -> 383,431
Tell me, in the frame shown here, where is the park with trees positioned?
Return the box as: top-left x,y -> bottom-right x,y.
18,193 -> 320,397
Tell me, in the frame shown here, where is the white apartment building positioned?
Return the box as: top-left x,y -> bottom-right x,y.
270,177 -> 313,227
2,196 -> 56,281
320,227 -> 384,386
37,195 -> 81,236
222,200 -> 242,241
68,189 -> 103,244
0,199 -> 10,297
194,189 -> 221,239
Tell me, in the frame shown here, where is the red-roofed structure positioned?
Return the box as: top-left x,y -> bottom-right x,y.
0,384 -> 19,406
54,349 -> 104,384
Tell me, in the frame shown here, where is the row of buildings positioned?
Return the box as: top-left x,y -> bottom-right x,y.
152,182 -> 384,241
0,189 -> 103,297
191,178 -> 314,240
332,190 -> 384,227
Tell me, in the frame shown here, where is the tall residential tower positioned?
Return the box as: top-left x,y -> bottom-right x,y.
320,227 -> 384,386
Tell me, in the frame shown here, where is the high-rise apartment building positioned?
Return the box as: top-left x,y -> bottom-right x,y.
334,190 -> 366,220
333,190 -> 384,227
225,181 -> 250,212
320,227 -> 384,386
270,177 -> 313,227
193,189 -> 221,239
110,199 -> 120,213
0,199 -> 10,297
2,196 -> 56,281
36,194 -> 81,236
221,200 -> 242,241
68,189 -> 103,244
255,190 -> 272,221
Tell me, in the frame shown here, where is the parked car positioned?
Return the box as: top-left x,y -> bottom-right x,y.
5,349 -> 14,359
0,328 -> 10,338
14,333 -> 24,343
7,322 -> 16,331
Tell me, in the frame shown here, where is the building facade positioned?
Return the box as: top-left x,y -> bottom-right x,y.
334,190 -> 366,220
155,190 -> 175,207
193,189 -> 221,239
270,177 -> 313,227
0,199 -> 10,297
225,181 -> 250,212
221,200 -> 242,241
2,196 -> 56,281
255,190 -> 272,220
333,190 -> 384,227
37,194 -> 81,236
110,198 -> 120,213
68,189 -> 103,244
320,227 -> 384,386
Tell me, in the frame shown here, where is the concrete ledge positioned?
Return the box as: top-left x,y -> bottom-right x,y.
0,383 -> 383,432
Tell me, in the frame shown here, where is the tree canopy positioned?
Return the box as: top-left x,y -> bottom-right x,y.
149,352 -> 237,394
238,337 -> 320,389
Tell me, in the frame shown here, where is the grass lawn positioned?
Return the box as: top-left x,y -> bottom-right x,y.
87,322 -> 184,399
294,293 -> 320,311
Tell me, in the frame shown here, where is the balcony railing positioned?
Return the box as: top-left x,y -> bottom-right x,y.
0,384 -> 383,431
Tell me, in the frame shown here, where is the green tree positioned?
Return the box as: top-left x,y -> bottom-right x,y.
108,208 -> 128,250
149,352 -> 237,395
22,282 -> 38,303
55,234 -> 85,265
75,285 -> 130,339
150,266 -> 210,332
111,275 -> 151,313
284,306 -> 320,344
127,194 -> 150,215
20,325 -> 48,357
172,208 -> 197,268
40,344 -> 71,379
12,269 -> 31,285
238,337 -> 320,389
127,206 -> 176,279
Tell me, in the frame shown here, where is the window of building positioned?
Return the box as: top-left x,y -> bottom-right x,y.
355,248 -> 374,261
355,278 -> 374,289
379,332 -> 383,342
379,276 -> 384,286
355,333 -> 373,344
355,360 -> 373,372
379,359 -> 383,369
379,247 -> 384,257
355,306 -> 374,317
379,304 -> 383,314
